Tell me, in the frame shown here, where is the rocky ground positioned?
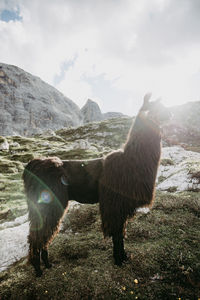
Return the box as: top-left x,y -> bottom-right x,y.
0,117 -> 200,299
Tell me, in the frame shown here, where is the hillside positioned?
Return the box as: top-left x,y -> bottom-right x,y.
0,117 -> 200,299
0,63 -> 126,136
163,101 -> 200,152
0,63 -> 82,136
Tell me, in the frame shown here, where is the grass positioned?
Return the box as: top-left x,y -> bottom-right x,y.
56,117 -> 132,149
0,118 -> 200,299
0,191 -> 200,300
160,158 -> 174,166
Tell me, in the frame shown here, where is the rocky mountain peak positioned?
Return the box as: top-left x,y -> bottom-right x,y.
0,63 -> 82,136
81,98 -> 126,124
81,99 -> 102,123
0,63 -> 126,135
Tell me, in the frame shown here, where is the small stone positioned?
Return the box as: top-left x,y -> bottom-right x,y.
0,139 -> 9,151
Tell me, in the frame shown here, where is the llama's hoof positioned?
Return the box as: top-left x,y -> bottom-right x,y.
114,260 -> 123,267
46,263 -> 52,269
114,252 -> 132,266
123,252 -> 133,263
35,269 -> 43,277
114,257 -> 123,266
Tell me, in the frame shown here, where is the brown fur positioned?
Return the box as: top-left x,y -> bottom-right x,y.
99,113 -> 161,237
99,94 -> 170,265
23,156 -> 103,276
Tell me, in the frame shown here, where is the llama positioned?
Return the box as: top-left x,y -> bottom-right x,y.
23,94 -> 170,276
23,156 -> 103,276
99,93 -> 171,265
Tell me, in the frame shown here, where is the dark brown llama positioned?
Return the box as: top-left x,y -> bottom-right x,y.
23,94 -> 170,276
99,93 -> 171,265
23,156 -> 103,276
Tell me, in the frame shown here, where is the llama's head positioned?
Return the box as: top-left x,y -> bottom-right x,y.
140,93 -> 171,125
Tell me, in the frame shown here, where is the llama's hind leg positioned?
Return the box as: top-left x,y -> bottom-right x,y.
41,247 -> 52,269
29,246 -> 43,277
112,231 -> 127,266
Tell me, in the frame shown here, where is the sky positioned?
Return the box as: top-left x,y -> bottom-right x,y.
0,0 -> 200,115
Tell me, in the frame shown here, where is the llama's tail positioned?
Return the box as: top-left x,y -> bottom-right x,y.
23,157 -> 69,249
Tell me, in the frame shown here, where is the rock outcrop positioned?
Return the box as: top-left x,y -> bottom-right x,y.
81,99 -> 102,123
81,98 -> 126,124
102,111 -> 125,120
163,101 -> 200,151
0,63 -> 82,136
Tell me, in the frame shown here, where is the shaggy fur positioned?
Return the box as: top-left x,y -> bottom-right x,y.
99,94 -> 170,265
23,156 -> 103,276
23,94 -> 170,275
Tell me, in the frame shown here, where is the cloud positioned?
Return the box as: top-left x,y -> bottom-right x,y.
0,0 -> 200,115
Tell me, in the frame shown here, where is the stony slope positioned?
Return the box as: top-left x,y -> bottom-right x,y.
0,63 -> 126,136
0,63 -> 82,136
163,101 -> 200,151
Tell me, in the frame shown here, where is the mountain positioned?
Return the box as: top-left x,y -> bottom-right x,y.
81,98 -> 125,124
0,63 -> 82,136
0,62 -> 199,143
163,101 -> 200,151
102,111 -> 125,120
81,99 -> 102,123
0,63 -> 127,135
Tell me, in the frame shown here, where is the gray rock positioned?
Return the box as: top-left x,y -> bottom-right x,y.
157,146 -> 200,192
0,137 -> 9,151
73,139 -> 91,150
81,99 -> 102,123
102,112 -> 125,120
163,101 -> 200,148
0,63 -> 82,136
81,98 -> 126,124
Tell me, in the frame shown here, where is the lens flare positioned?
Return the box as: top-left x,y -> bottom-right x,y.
38,190 -> 52,204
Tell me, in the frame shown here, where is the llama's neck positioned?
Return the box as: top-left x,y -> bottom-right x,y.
122,112 -> 161,208
124,112 -> 161,157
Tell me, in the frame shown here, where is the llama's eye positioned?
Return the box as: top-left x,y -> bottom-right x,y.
61,175 -> 68,186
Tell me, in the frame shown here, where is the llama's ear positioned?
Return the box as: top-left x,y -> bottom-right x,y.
143,93 -> 152,104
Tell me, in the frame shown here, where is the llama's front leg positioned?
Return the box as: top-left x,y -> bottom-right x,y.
29,247 -> 43,277
41,247 -> 52,269
112,232 -> 127,266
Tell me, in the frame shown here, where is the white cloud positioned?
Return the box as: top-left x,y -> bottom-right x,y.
0,0 -> 200,115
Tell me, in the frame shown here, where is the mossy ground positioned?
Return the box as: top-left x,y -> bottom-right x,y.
0,119 -> 200,299
0,191 -> 200,300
